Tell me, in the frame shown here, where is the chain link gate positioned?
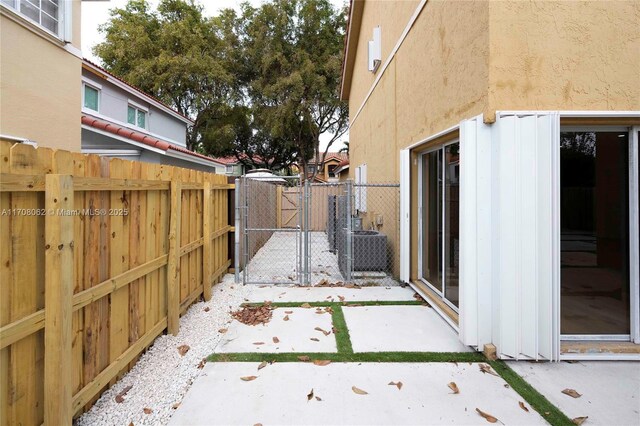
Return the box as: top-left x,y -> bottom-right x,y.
235,176 -> 400,286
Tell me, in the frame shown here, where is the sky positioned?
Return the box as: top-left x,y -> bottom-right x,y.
81,0 -> 348,152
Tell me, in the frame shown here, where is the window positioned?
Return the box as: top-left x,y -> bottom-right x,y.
225,165 -> 234,174
1,0 -> 63,36
83,84 -> 99,112
127,105 -> 147,129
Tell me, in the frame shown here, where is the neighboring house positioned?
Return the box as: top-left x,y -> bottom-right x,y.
1,0 -> 82,151
81,59 -> 225,173
333,158 -> 349,181
307,152 -> 349,182
213,156 -> 247,176
341,0 -> 639,361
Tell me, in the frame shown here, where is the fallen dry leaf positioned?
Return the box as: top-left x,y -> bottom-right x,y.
314,327 -> 331,336
352,386 -> 368,395
283,315 -> 290,321
171,403 -> 180,409
572,416 -> 588,425
272,336 -> 280,343
143,408 -> 153,415
479,364 -> 499,377
307,388 -> 314,401
254,424 -> 263,426
203,307 -> 210,312
332,326 -> 339,334
284,310 -> 294,314
312,360 -> 331,366
310,337 -> 320,342
257,361 -> 268,371
338,295 -> 345,302
197,358 -> 206,369
115,385 -> 133,403
231,304 -> 273,326
388,381 -> 403,390
448,382 -> 460,394
298,356 -> 310,362
476,408 -> 498,423
218,328 -> 228,334
315,396 -> 322,401
562,388 -> 582,398
240,376 -> 258,381
177,345 -> 190,356
301,303 -> 312,308
519,401 -> 529,412
253,342 -> 265,345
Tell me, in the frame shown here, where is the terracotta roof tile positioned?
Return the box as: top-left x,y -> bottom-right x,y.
81,114 -> 220,165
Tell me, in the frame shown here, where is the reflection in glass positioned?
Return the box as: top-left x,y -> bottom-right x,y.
444,143 -> 460,307
421,150 -> 442,291
560,131 -> 630,335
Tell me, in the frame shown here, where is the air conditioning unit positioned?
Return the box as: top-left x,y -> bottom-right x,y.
368,26 -> 381,72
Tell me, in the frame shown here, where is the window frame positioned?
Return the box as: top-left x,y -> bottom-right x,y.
127,101 -> 149,130
1,0 -> 66,40
417,139 -> 460,313
82,81 -> 101,113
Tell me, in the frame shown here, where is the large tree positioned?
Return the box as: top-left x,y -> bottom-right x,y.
94,0 -> 240,151
94,0 -> 348,175
237,0 -> 348,180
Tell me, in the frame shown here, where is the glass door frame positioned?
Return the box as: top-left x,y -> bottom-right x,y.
417,139 -> 460,313
559,125 -> 640,342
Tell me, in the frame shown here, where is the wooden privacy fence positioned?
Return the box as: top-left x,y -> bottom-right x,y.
0,141 -> 233,425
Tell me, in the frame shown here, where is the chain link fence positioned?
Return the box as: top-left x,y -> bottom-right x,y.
236,177 -> 400,286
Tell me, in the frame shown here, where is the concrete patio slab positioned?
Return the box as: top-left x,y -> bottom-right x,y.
343,305 -> 472,353
508,361 -> 640,425
169,362 -> 547,425
214,308 -> 337,353
246,285 -> 416,303
243,231 -> 401,286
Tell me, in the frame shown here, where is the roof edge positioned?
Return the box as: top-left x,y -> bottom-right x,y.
339,0 -> 365,101
82,59 -> 195,126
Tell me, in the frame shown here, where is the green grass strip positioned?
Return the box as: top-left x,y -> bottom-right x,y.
208,351 -> 486,363
244,300 -> 424,308
330,304 -> 353,353
489,360 -> 574,426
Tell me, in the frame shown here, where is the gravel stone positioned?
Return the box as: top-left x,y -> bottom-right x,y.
76,274 -> 252,426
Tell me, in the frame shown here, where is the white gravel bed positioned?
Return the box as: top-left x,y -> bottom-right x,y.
75,274 -> 252,426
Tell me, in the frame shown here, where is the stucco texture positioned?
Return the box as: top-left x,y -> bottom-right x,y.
1,3 -> 82,151
348,0 -> 419,115
488,0 -> 640,113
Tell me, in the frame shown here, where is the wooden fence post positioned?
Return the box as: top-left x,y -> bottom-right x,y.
44,174 -> 74,425
167,180 -> 182,335
203,181 -> 212,301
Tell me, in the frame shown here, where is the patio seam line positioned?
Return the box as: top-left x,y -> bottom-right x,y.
489,360 -> 574,426
216,300 -> 573,425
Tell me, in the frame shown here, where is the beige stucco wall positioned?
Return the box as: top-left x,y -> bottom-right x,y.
348,0 -> 419,115
349,0 -> 489,184
488,0 -> 640,115
347,0 -> 639,185
0,0 -> 82,151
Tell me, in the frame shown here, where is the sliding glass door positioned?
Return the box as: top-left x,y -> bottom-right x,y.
419,142 -> 460,309
560,129 -> 631,338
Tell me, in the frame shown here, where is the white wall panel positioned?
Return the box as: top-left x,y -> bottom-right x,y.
495,112 -> 560,361
400,150 -> 411,283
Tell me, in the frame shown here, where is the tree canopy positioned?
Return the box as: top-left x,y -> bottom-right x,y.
94,0 -> 348,177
